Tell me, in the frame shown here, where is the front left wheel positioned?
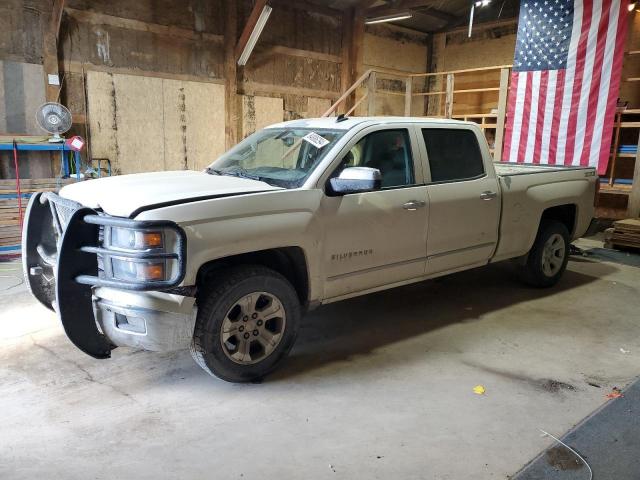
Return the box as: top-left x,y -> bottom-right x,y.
190,265 -> 301,382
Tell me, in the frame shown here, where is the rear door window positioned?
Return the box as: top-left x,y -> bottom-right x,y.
421,129 -> 485,183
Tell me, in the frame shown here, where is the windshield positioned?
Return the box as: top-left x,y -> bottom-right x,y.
207,128 -> 345,188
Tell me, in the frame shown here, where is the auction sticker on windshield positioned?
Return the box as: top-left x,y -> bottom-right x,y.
302,132 -> 330,149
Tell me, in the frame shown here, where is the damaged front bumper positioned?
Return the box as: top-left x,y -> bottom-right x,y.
22,192 -> 193,358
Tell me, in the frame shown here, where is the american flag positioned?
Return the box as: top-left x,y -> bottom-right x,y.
502,0 -> 629,174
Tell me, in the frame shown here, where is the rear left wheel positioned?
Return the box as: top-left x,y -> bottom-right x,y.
519,220 -> 570,288
190,265 -> 300,382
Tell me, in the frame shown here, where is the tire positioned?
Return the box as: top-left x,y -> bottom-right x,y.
190,265 -> 301,382
519,220 -> 570,288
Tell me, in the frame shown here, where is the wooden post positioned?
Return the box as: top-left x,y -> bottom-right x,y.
494,67 -> 510,161
404,77 -> 412,117
224,0 -> 239,148
609,112 -> 622,187
444,73 -> 454,118
42,0 -> 65,102
626,131 -> 640,217
367,71 -> 377,116
341,8 -> 354,113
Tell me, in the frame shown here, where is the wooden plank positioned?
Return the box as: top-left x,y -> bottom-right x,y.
410,64 -> 513,78
235,0 -> 269,63
242,81 -> 339,101
63,60 -> 225,85
256,45 -> 341,64
494,67 -> 510,161
64,8 -> 223,42
626,132 -> 640,218
224,0 -> 239,149
444,73 -> 454,118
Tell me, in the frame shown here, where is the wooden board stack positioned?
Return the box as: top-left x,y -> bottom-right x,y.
0,178 -> 75,257
604,218 -> 640,251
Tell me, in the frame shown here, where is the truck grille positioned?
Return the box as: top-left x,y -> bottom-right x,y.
43,192 -> 83,236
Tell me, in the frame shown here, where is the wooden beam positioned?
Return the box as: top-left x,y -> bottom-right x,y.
225,0 -> 239,148
341,7 -> 355,100
43,0 -> 65,102
493,67 -> 510,161
270,0 -> 342,18
241,81 -> 339,101
626,131 -> 640,217
366,0 -> 457,23
235,0 -> 269,63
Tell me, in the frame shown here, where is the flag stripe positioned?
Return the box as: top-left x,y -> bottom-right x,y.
508,72 -> 528,163
597,0 -> 627,175
518,72 -> 533,163
564,0 -> 592,166
502,72 -> 520,162
573,0 -> 602,166
581,0 -> 611,166
539,70 -> 557,165
556,0 -> 584,166
525,70 -> 541,163
549,69 -> 566,165
533,70 -> 548,164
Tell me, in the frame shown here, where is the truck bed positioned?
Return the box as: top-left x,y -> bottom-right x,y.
494,162 -> 595,176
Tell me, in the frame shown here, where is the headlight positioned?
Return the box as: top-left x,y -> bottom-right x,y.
111,227 -> 163,250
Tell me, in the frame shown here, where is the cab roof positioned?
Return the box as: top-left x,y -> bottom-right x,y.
265,116 -> 472,131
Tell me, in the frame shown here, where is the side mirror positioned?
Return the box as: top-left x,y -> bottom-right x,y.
327,167 -> 382,196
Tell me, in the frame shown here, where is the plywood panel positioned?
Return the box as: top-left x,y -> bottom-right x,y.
113,74 -> 165,173
183,81 -> 225,170
0,61 -> 46,135
87,71 -> 226,174
86,71 -> 118,167
363,31 -> 427,74
306,97 -> 331,118
162,79 -> 189,171
241,95 -> 283,138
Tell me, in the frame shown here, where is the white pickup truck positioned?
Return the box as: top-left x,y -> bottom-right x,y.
22,117 -> 597,382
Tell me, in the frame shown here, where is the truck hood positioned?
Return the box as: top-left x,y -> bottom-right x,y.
59,170 -> 282,217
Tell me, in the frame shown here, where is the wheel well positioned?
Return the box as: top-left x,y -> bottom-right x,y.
196,247 -> 310,306
540,204 -> 576,235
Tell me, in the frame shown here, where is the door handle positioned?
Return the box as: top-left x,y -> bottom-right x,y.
402,200 -> 426,211
480,191 -> 498,200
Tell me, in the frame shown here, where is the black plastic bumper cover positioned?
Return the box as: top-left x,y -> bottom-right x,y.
56,207 -> 114,359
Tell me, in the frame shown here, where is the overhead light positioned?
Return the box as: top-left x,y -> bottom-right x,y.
629,2 -> 637,11
475,0 -> 491,6
237,4 -> 273,66
365,12 -> 413,24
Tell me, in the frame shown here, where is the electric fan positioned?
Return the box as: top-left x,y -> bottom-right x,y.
35,102 -> 73,143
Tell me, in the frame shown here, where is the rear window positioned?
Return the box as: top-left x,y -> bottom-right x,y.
422,129 -> 485,183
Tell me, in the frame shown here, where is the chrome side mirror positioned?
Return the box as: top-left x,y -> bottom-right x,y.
327,167 -> 382,196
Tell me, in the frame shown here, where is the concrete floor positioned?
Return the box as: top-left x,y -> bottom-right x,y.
1,237 -> 639,479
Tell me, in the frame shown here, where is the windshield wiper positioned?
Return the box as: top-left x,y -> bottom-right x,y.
206,166 -> 270,184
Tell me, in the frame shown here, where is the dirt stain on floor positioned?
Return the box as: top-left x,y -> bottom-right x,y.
546,446 -> 584,470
